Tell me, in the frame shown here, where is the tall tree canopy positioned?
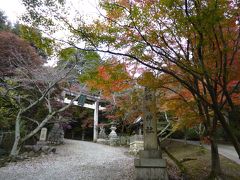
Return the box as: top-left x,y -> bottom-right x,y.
0,31 -> 43,76
0,10 -> 10,31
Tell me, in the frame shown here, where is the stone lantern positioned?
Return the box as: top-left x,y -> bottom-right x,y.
108,122 -> 119,146
98,125 -> 107,139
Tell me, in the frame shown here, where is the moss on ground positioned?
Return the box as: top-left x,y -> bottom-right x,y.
162,140 -> 240,180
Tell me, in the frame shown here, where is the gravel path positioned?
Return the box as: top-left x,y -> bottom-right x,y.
0,139 -> 135,180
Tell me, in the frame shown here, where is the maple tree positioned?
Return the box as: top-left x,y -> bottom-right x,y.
83,61 -> 131,97
0,31 -> 43,77
2,64 -> 84,157
0,31 -> 44,130
81,60 -> 140,130
138,70 -> 226,176
0,32 -> 89,157
102,87 -> 143,134
19,25 -> 55,58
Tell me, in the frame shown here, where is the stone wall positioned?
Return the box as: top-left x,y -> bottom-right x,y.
0,131 -> 14,154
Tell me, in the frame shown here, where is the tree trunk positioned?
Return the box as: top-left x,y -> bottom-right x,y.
215,109 -> 240,158
10,110 -> 22,157
210,137 -> 222,178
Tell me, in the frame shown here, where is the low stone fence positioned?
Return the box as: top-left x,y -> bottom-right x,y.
130,134 -> 143,143
119,136 -> 130,146
96,124 -> 142,153
129,135 -> 144,155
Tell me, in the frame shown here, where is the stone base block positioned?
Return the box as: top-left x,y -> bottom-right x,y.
135,166 -> 168,180
134,158 -> 166,168
139,150 -> 162,159
134,151 -> 168,180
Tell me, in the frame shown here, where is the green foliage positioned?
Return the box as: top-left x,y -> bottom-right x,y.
20,25 -> 54,56
59,48 -> 77,62
59,48 -> 101,67
58,47 -> 102,86
0,97 -> 16,129
171,130 -> 185,139
0,10 -> 10,31
0,11 -> 21,35
0,132 -> 15,152
186,128 -> 199,141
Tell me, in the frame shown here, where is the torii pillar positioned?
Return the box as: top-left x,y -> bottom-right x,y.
93,100 -> 99,142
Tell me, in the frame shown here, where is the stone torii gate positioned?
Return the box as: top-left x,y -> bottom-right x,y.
62,89 -> 105,142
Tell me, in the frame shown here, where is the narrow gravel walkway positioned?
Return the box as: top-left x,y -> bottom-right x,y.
0,139 -> 135,180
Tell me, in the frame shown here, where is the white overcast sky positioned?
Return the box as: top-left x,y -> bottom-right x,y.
0,0 -> 25,23
0,0 -> 100,66
0,0 -> 99,24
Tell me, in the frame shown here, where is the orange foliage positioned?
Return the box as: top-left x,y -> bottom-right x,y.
86,62 -> 131,97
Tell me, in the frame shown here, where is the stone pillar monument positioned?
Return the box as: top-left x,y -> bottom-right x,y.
37,128 -> 48,146
39,128 -> 47,141
134,87 -> 168,180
